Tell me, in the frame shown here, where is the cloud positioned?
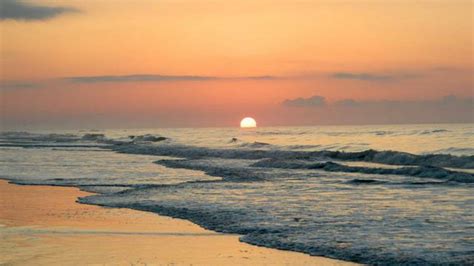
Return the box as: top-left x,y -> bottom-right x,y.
330,72 -> 420,81
243,75 -> 278,80
331,72 -> 391,81
284,95 -> 474,110
282,95 -> 327,107
281,95 -> 474,124
3,66 -> 468,92
41,68 -> 453,86
0,81 -> 41,91
0,0 -> 79,21
0,75 -> 279,91
333,95 -> 474,108
333,99 -> 360,107
64,74 -> 217,83
64,74 -> 279,83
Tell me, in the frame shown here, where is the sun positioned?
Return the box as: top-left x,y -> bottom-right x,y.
240,117 -> 257,128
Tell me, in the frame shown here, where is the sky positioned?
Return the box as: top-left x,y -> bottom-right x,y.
0,0 -> 473,129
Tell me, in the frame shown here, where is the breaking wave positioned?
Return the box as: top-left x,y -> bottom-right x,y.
112,143 -> 474,169
251,159 -> 474,183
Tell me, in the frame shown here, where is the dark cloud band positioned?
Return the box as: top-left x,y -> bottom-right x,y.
282,95 -> 327,107
0,0 -> 79,21
283,95 -> 474,109
330,72 -> 420,81
64,74 -> 278,83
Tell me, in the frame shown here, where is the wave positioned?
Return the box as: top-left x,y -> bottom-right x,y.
325,129 -> 450,137
0,143 -> 106,149
51,148 -> 110,152
155,157 -> 474,185
3,131 -> 473,169
0,132 -> 79,142
343,178 -> 446,185
112,143 -> 474,169
318,149 -> 474,169
251,159 -> 474,183
429,147 -> 474,156
254,130 -> 308,136
238,141 -> 272,148
78,178 -> 474,265
155,159 -> 267,182
370,130 -> 394,136
419,129 -> 450,135
81,133 -> 106,140
0,131 -> 167,146
346,178 -> 388,185
130,134 -> 168,142
286,144 -> 322,150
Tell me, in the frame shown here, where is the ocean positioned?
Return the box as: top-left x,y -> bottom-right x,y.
1,124 -> 473,265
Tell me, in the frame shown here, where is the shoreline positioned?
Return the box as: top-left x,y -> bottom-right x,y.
0,179 -> 356,265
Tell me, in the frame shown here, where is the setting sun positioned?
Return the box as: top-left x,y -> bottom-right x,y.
240,117 -> 257,128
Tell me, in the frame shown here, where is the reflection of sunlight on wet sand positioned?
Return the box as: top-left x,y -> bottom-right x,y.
0,180 -> 356,265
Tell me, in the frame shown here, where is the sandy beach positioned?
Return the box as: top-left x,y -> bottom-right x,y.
0,180 -> 355,265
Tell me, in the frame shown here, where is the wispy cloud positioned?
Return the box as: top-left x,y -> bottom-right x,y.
283,94 -> 474,109
281,95 -> 474,124
0,0 -> 80,21
242,75 -> 277,80
1,74 -> 278,90
65,72 -> 424,84
64,74 -> 217,83
330,72 -> 421,81
282,95 -> 327,107
333,95 -> 474,108
64,74 -> 279,83
331,72 -> 391,81
3,66 -> 468,90
0,81 -> 41,91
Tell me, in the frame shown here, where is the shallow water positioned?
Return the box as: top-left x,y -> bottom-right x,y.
1,124 -> 473,265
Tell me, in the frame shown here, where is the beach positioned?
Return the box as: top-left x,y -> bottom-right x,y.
0,126 -> 472,264
1,0 -> 472,264
0,179 -> 354,265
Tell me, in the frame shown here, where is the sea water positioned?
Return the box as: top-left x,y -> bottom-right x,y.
0,124 -> 473,265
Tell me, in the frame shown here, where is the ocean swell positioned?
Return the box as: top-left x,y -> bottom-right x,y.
112,143 -> 474,169
251,159 -> 474,183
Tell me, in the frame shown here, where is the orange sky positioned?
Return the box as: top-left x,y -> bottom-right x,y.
1,0 -> 473,128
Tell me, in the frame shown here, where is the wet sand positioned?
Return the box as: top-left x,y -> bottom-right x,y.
0,180 -> 356,265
